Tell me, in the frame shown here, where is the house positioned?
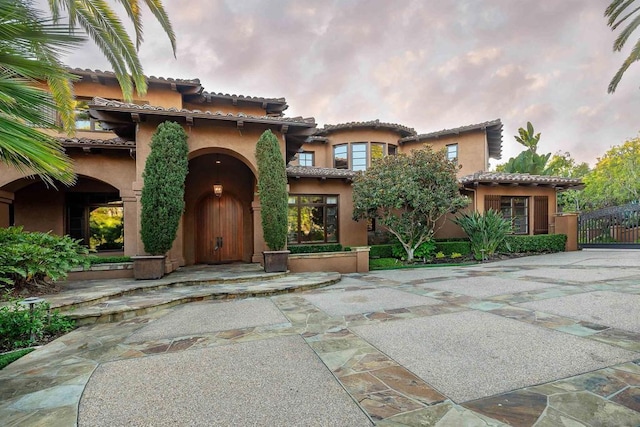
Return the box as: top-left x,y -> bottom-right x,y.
0,68 -> 582,272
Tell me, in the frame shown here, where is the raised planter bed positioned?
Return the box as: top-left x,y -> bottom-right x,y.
65,262 -> 133,281
288,247 -> 370,274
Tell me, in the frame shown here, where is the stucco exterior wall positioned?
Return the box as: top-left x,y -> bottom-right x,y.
288,178 -> 367,248
401,131 -> 489,176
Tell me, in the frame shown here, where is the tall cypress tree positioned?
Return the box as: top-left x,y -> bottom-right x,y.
255,130 -> 288,251
140,121 -> 189,255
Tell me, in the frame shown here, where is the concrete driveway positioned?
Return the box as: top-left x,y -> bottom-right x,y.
2,249 -> 640,426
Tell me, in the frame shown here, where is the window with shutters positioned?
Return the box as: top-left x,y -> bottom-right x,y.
534,196 -> 549,234
485,195 -> 529,234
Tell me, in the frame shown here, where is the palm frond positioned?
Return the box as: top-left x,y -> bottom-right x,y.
139,0 -> 176,55
606,0 -> 640,92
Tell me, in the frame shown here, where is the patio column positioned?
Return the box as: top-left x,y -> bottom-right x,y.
122,191 -> 139,257
251,196 -> 266,263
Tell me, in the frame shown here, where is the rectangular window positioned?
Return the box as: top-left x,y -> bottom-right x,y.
351,143 -> 367,171
333,144 -> 348,169
501,196 -> 529,234
288,195 -> 339,244
371,143 -> 385,164
388,144 -> 397,156
298,151 -> 314,167
74,99 -> 106,132
446,143 -> 458,162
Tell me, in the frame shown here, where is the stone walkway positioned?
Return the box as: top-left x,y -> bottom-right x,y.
2,250 -> 640,426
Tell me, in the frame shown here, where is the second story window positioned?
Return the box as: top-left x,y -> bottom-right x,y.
74,99 -> 106,132
447,143 -> 458,162
298,151 -> 314,167
334,144 -> 348,169
351,143 -> 367,171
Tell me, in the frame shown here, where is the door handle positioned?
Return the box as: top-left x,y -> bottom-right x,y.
219,236 -> 223,248
213,237 -> 220,251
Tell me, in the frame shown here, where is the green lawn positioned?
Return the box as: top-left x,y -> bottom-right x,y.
0,348 -> 34,370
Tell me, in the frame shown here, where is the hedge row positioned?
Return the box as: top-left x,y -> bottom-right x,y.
499,234 -> 567,253
288,244 -> 343,254
370,234 -> 567,259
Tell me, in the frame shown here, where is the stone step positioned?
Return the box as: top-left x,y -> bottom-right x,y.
60,272 -> 340,325
47,267 -> 288,312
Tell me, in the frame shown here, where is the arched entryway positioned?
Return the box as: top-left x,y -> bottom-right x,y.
195,193 -> 244,263
183,151 -> 255,265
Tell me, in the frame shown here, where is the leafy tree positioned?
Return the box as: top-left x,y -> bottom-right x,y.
582,136 -> 640,208
256,130 -> 288,251
545,151 -> 590,212
1,0 -> 175,185
140,122 -> 188,255
605,0 -> 640,92
352,147 -> 469,262
496,122 -> 551,175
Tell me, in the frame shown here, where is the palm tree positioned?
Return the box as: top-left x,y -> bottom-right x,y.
1,0 -> 175,185
48,0 -> 176,101
0,0 -> 82,185
605,0 -> 640,93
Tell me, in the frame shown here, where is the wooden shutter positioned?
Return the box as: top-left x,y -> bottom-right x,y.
534,196 -> 549,234
485,195 -> 501,213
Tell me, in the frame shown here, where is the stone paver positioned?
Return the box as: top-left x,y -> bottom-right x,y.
519,291 -> 640,333
2,250 -> 640,426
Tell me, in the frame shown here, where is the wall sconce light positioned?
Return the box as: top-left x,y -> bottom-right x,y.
213,184 -> 223,197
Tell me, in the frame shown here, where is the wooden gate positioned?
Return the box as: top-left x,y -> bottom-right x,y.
196,194 -> 244,263
578,203 -> 640,248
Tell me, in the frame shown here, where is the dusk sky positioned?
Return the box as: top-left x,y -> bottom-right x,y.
60,0 -> 640,167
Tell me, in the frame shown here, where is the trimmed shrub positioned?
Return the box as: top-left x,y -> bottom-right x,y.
256,130 -> 288,251
0,227 -> 89,290
369,244 -> 395,259
288,244 -> 343,254
140,121 -> 189,255
499,234 -> 567,253
434,241 -> 471,255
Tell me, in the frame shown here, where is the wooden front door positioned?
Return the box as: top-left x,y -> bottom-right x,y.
196,194 -> 243,264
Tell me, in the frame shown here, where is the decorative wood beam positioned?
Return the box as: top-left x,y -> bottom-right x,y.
262,102 -> 268,109
131,113 -> 141,123
237,120 -> 244,131
90,73 -> 100,84
232,97 -> 238,106
281,125 -> 289,134
186,116 -> 194,126
170,83 -> 177,92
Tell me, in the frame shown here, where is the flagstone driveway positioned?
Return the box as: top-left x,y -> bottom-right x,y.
2,249 -> 640,426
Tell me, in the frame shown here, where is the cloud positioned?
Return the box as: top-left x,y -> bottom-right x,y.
57,0 -> 640,167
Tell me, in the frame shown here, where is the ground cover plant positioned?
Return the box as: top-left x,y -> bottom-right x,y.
0,298 -> 75,353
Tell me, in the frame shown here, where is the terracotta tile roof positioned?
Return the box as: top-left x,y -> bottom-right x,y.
400,119 -> 503,160
197,91 -> 286,105
287,166 -> 358,179
90,97 -> 316,126
68,68 -> 201,86
459,171 -> 583,189
316,120 -> 417,137
58,136 -> 135,149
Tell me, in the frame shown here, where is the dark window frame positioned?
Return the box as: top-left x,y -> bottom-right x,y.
500,196 -> 529,235
288,194 -> 339,244
298,151 -> 315,167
